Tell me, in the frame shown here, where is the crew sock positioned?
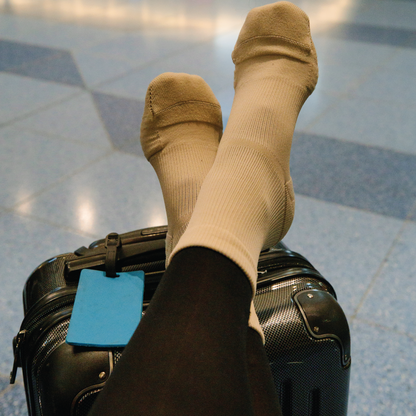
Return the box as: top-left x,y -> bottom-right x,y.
172,1 -> 319,295
140,72 -> 223,258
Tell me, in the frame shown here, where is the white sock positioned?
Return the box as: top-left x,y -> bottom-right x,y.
172,2 -> 318,299
140,72 -> 264,338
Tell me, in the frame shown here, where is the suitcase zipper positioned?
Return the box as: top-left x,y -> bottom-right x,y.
10,330 -> 27,384
257,255 -> 336,296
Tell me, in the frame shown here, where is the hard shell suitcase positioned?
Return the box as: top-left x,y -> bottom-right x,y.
10,225 -> 351,416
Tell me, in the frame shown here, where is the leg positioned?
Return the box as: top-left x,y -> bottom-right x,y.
89,247 -> 254,416
247,328 -> 283,416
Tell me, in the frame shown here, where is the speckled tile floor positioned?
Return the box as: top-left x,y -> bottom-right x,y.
1,0 -> 416,415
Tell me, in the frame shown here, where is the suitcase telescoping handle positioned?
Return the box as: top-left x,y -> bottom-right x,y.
65,229 -> 166,282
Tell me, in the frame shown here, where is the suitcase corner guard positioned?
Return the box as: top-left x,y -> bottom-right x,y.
294,289 -> 351,368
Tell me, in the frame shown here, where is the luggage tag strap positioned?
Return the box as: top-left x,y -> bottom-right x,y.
105,233 -> 120,278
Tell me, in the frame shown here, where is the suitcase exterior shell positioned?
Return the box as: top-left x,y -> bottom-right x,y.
11,226 -> 350,416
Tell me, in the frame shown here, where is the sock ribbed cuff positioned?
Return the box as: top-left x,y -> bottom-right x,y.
171,224 -> 259,295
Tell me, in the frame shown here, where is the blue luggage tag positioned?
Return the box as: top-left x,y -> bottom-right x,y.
66,269 -> 145,347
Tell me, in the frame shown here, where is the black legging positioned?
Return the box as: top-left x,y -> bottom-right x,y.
88,247 -> 282,416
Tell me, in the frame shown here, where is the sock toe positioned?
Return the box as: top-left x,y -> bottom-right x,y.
231,1 -> 318,93
141,73 -> 223,161
232,1 -> 312,63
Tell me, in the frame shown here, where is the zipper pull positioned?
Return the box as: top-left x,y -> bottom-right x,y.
10,330 -> 27,384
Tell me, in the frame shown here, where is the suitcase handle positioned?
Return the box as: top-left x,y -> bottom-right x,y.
88,225 -> 167,249
65,235 -> 165,282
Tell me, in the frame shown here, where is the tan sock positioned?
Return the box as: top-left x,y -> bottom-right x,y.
140,72 -> 264,338
172,2 -> 318,299
140,72 -> 222,258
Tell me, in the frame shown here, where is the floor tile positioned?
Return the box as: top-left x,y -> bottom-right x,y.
305,96 -> 416,155
0,39 -> 57,71
0,212 -> 94,375
15,152 -> 166,237
282,195 -> 403,317
13,92 -> 111,149
0,72 -> 81,124
291,133 -> 416,219
348,320 -> 416,416
0,13 -> 121,51
96,31 -> 237,100
0,127 -> 108,209
8,50 -> 85,87
0,381 -> 28,416
356,221 -> 416,337
93,63 -> 167,101
0,36 -> 84,88
0,375 -> 10,393
350,58 -> 416,106
73,50 -> 140,88
310,36 -> 396,95
376,47 -> 416,78
316,22 -> 416,48
91,92 -> 144,153
295,89 -> 336,131
294,0 -> 371,30
80,30 -> 201,67
315,60 -> 372,95
312,36 -> 396,68
1,307 -> 26,379
348,0 -> 416,31
354,65 -> 416,105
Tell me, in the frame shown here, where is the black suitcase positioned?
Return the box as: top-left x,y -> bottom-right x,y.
10,225 -> 351,416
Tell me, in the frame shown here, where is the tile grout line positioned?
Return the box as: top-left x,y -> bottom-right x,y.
351,198 -> 416,321
0,84 -> 85,130
3,207 -> 102,241
353,316 -> 416,344
0,371 -> 24,386
299,45 -> 404,132
0,382 -> 14,399
8,124 -> 114,150
88,27 -> 240,91
9,148 -> 114,214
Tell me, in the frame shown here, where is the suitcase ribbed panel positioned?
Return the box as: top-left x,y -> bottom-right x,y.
74,389 -> 103,416
121,260 -> 165,274
24,254 -> 78,312
31,319 -> 71,416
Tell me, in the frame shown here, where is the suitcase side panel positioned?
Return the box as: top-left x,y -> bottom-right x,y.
254,276 -> 350,416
